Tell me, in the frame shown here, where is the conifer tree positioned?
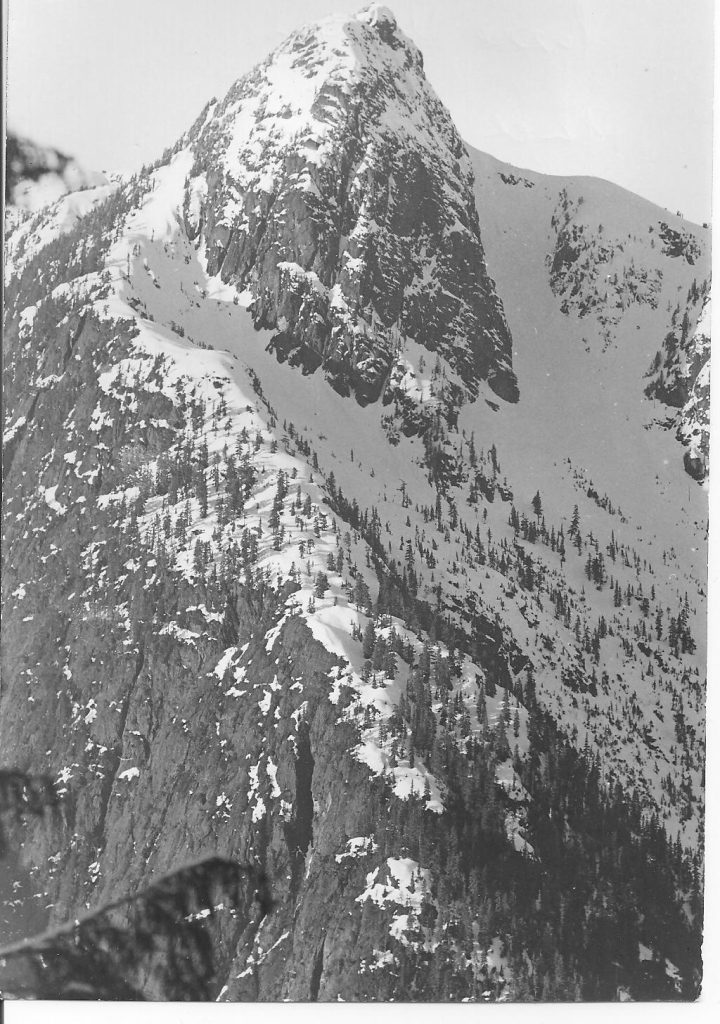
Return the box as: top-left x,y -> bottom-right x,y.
532,491 -> 543,519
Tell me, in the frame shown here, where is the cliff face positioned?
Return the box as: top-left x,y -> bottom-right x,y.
0,278 -> 522,1000
645,291 -> 711,483
0,289 -> 434,999
182,4 -> 516,407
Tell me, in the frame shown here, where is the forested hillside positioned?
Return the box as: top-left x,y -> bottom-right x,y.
1,4 -> 709,1002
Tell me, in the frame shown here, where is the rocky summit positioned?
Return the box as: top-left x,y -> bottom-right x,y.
182,4 -> 517,407
1,4 -> 710,1003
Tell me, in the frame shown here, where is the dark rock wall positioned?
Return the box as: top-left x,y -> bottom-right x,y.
183,13 -> 517,405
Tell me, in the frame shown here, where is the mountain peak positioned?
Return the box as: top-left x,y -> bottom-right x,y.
356,3 -> 397,28
352,4 -> 415,57
269,2 -> 423,87
183,8 -> 516,407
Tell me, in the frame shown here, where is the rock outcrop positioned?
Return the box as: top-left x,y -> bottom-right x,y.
646,290 -> 711,483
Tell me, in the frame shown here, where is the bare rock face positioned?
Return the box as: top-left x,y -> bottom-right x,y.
645,288 -> 711,483
0,295 -> 408,998
675,295 -> 711,482
182,5 -> 517,405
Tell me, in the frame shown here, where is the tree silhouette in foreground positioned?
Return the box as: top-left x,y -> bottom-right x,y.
0,768 -> 273,1000
0,856 -> 273,1000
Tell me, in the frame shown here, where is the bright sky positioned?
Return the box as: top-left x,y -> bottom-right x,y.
4,0 -> 715,222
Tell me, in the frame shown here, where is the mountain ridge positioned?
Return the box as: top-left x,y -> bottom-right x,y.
1,4 -> 709,1001
468,145 -> 709,232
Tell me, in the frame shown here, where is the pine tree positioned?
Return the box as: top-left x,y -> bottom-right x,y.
532,491 -> 543,519
363,618 -> 377,659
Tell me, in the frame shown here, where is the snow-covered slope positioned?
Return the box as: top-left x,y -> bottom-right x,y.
467,147 -> 711,487
1,4 -> 709,1002
4,183 -> 119,281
